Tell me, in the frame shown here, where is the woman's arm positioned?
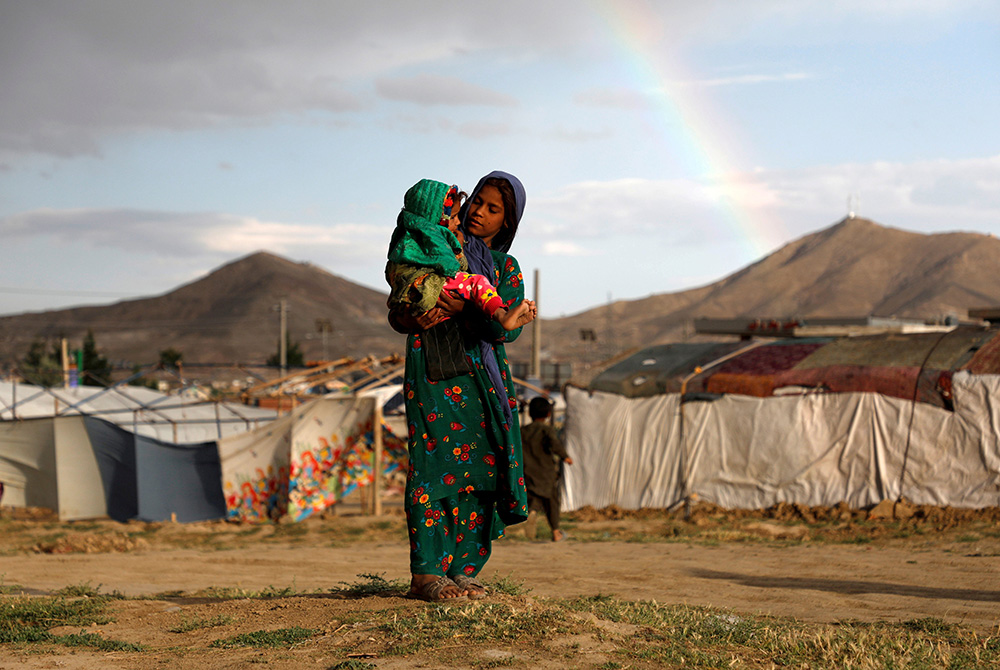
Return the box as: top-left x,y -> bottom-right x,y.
478,252 -> 526,343
387,292 -> 467,334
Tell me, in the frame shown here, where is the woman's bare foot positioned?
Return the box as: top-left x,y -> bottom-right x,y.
496,299 -> 537,330
409,574 -> 467,601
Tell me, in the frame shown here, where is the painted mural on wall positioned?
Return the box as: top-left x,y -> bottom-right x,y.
219,398 -> 408,522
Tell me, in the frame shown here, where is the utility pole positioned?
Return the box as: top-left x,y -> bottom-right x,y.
531,268 -> 541,380
278,298 -> 288,376
316,318 -> 333,361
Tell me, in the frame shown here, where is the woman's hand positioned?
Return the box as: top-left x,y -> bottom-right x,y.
412,307 -> 447,330
436,290 -> 466,317
389,306 -> 444,333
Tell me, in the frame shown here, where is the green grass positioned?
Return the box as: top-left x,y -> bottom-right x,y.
209,626 -> 315,648
483,573 -> 532,597
0,593 -> 144,651
561,596 -> 1000,669
376,599 -> 573,656
193,584 -> 303,599
330,572 -> 408,597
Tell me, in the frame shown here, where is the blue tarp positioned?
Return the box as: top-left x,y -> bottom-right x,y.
85,417 -> 226,523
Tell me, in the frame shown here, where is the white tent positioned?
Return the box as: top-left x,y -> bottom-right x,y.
0,382 -> 276,520
562,371 -> 1000,511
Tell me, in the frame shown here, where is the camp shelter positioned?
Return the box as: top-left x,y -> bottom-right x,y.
0,382 -> 276,521
219,394 -> 407,522
563,326 -> 1000,512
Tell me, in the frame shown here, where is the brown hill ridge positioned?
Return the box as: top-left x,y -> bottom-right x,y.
0,252 -> 404,366
2,219 -> 999,371
507,217 -> 1000,364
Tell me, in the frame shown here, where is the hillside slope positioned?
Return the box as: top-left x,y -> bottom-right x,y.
511,218 -> 1000,363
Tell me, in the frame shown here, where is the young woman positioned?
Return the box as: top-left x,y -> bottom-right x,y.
389,171 -> 530,602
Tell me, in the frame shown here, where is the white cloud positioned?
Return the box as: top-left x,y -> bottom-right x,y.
690,72 -> 813,87
376,75 -> 517,107
540,241 -> 596,256
521,155 -> 1000,255
0,208 -> 390,263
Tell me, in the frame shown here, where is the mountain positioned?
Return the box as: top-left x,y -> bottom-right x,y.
0,252 -> 404,367
505,217 -> 1000,364
4,219 -> 1000,374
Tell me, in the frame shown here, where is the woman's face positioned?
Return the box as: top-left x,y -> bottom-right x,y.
465,185 -> 505,247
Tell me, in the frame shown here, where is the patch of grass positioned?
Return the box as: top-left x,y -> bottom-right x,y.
330,573 -> 407,597
54,582 -> 103,598
0,593 -> 143,651
957,533 -> 981,543
194,584 -> 301,599
56,631 -> 145,652
168,613 -> 234,633
0,575 -> 25,595
483,573 -> 532,597
209,626 -> 315,648
561,595 -> 1000,669
377,599 -> 575,656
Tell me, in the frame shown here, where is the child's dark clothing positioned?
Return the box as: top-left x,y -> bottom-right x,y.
520,420 -> 569,535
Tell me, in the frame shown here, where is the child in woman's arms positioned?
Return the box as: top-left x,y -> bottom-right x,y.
386,179 -> 536,331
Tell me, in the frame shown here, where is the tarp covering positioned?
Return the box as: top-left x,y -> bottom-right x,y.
84,417 -> 227,523
0,416 -> 106,519
563,371 -> 1000,511
589,327 -> 1000,410
219,397 -> 408,522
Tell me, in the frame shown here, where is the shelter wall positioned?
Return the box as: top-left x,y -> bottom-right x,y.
563,373 -> 1000,511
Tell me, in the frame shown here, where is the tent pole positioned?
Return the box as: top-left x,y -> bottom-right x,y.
372,401 -> 383,516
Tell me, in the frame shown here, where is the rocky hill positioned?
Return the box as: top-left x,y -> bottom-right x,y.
0,252 -> 404,367
3,219 -> 1000,373
505,217 -> 1000,364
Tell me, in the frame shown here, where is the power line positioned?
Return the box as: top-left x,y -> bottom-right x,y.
0,286 -> 138,298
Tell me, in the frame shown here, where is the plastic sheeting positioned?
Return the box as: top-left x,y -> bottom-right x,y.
85,417 -> 226,523
219,397 -> 408,522
0,416 -> 106,519
562,372 -> 1000,511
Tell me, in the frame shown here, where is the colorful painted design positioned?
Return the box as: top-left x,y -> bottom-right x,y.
221,398 -> 408,523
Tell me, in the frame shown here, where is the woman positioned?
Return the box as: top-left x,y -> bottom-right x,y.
390,171 -> 531,602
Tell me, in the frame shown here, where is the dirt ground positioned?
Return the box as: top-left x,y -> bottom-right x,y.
1,503 -> 998,668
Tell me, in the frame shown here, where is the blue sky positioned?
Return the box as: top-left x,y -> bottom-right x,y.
2,0 -> 999,319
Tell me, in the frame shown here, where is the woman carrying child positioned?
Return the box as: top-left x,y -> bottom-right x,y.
388,171 -> 532,602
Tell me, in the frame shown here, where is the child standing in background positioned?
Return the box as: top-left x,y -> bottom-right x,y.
520,396 -> 572,541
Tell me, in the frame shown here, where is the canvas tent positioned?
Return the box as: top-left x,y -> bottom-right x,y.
0,382 -> 275,520
219,394 -> 407,522
563,326 -> 1000,511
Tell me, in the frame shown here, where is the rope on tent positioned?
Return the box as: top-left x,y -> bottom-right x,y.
676,340 -> 766,516
896,328 -> 954,503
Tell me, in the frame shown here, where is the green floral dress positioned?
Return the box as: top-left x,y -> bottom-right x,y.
403,250 -> 529,577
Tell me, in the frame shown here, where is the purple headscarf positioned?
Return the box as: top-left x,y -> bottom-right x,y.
460,171 -> 526,428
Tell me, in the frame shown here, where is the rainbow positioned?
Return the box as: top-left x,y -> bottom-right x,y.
590,0 -> 786,260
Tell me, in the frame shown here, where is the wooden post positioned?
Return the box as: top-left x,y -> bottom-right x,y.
531,268 -> 541,380
372,401 -> 383,516
61,338 -> 70,388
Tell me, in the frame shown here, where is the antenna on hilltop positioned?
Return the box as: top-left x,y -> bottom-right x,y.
847,193 -> 860,220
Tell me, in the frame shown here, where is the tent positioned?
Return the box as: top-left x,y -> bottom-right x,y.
0,382 -> 275,520
563,326 -> 1000,511
218,395 -> 407,522
0,379 -> 408,523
